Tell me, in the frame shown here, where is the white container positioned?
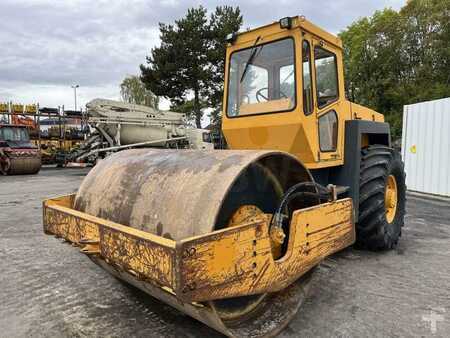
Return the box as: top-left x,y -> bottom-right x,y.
401,97 -> 450,197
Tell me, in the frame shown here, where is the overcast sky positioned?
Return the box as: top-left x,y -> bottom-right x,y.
0,0 -> 405,112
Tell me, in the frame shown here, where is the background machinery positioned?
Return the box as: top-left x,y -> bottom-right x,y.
0,103 -> 87,165
64,98 -> 213,164
43,16 -> 406,336
0,124 -> 41,175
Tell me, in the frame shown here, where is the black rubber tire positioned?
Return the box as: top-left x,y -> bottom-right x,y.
356,145 -> 406,250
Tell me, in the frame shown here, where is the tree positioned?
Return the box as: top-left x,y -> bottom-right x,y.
171,99 -> 208,127
206,6 -> 243,125
140,6 -> 242,128
120,75 -> 159,108
339,0 -> 450,140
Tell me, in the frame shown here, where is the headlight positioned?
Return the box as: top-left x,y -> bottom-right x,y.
279,17 -> 292,29
226,32 -> 238,44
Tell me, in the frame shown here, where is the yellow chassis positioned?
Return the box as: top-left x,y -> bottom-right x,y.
43,194 -> 355,303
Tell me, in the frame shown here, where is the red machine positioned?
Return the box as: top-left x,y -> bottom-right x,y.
0,124 -> 41,175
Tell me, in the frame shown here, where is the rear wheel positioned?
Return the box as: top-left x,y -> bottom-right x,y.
357,145 -> 406,250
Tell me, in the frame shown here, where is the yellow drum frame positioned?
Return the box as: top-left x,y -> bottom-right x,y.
43,194 -> 354,303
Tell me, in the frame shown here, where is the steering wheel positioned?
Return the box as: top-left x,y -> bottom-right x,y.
255,87 -> 288,102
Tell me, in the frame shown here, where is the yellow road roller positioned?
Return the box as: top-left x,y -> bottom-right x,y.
43,16 -> 406,337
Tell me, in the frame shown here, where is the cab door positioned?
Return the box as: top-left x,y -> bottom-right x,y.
311,37 -> 345,162
297,31 -> 319,165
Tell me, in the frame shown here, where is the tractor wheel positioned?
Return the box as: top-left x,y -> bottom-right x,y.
357,145 -> 406,250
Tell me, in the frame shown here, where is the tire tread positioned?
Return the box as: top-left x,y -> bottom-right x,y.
356,145 -> 406,250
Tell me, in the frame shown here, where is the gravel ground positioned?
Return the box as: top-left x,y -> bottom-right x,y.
0,167 -> 449,338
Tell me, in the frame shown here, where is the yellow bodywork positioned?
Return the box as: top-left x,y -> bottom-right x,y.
222,16 -> 383,169
33,139 -> 79,151
43,194 -> 354,302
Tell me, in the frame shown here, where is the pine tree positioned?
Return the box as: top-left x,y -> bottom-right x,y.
140,6 -> 242,128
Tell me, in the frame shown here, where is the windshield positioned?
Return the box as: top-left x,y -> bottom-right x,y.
227,38 -> 296,117
0,127 -> 29,142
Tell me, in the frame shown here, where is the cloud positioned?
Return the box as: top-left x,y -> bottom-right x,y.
0,0 -> 405,110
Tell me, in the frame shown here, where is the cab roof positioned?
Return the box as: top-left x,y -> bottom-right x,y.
232,16 -> 342,49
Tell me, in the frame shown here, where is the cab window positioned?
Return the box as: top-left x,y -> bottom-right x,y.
241,64 -> 268,104
318,110 -> 338,151
0,127 -> 29,141
314,46 -> 338,108
280,64 -> 295,100
302,40 -> 313,115
227,38 -> 296,117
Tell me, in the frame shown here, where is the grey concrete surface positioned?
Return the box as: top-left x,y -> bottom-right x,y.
0,168 -> 449,337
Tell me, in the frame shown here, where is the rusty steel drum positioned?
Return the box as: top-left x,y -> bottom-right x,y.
74,148 -> 316,337
4,155 -> 41,175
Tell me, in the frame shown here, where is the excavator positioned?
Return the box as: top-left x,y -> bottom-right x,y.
43,16 -> 406,337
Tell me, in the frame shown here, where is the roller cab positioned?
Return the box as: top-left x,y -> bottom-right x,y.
221,16 -> 384,170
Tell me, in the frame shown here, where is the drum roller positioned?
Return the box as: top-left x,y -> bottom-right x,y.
74,148 -> 317,336
8,156 -> 41,175
0,151 -> 41,175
